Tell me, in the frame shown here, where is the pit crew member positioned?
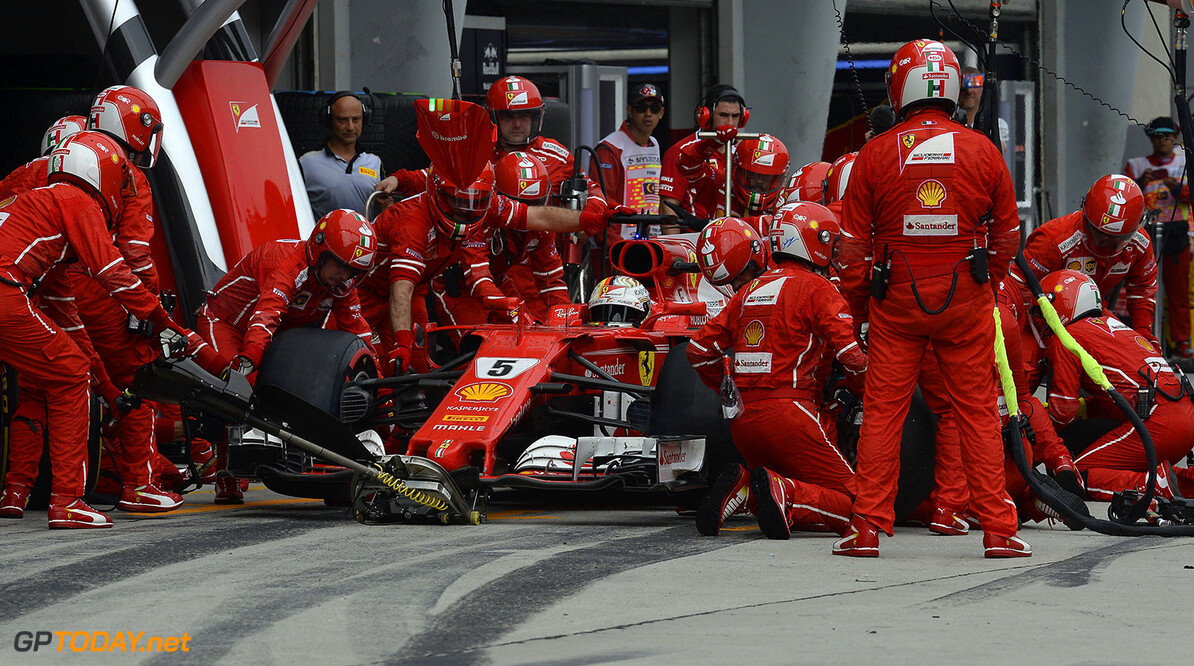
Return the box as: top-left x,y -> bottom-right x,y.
689,204 -> 866,540
1039,270 -> 1194,501
833,39 -> 1029,558
0,132 -> 193,529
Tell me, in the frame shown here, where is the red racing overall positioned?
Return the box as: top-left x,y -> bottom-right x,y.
688,263 -> 866,533
837,107 -> 1021,537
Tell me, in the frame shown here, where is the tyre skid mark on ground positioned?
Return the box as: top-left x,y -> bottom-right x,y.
924,538 -> 1179,605
139,524 -> 610,665
397,524 -> 741,663
0,517 -> 335,623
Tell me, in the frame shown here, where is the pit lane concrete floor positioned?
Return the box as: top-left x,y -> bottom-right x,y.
1,486 -> 1191,665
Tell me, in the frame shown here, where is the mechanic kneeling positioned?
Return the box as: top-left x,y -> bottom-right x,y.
688,207 -> 867,540
1037,270 -> 1194,504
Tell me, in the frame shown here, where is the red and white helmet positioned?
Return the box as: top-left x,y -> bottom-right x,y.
494,151 -> 550,206
1081,174 -> 1145,258
588,276 -> 652,326
429,163 -> 496,241
41,115 -> 88,156
89,85 -> 163,168
782,161 -> 831,205
1037,269 -> 1102,329
696,217 -> 771,297
732,134 -> 790,215
486,76 -> 545,146
46,131 -> 133,222
769,202 -> 840,270
886,39 -> 961,117
306,209 -> 377,296
823,152 -> 858,204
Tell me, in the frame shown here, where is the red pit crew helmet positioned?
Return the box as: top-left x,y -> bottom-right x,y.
1033,270 -> 1102,340
1081,174 -> 1145,258
887,39 -> 962,117
486,76 -> 545,147
306,208 -> 377,297
732,134 -> 789,215
46,131 -> 135,223
696,217 -> 770,297
823,152 -> 858,205
494,151 -> 550,206
41,115 -> 88,156
769,201 -> 840,271
89,85 -> 164,168
782,161 -> 832,205
429,162 -> 496,242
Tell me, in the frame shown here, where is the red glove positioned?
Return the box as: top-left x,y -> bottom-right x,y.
386,329 -> 415,375
697,125 -> 738,157
712,124 -> 738,145
96,381 -> 122,414
482,296 -> 524,323
580,204 -> 635,237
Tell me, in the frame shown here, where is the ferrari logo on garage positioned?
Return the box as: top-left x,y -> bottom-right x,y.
638,351 -> 655,386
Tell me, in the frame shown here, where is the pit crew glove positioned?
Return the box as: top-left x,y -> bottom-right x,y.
387,329 -> 415,375
696,125 -> 738,157
233,355 -> 255,375
482,296 -> 523,323
580,204 -> 635,237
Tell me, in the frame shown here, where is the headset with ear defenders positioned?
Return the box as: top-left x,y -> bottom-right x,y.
695,85 -> 750,130
321,89 -> 373,129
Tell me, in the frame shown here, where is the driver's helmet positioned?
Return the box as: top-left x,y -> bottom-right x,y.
587,276 -> 652,326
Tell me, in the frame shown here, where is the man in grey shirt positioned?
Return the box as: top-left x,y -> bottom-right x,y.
300,92 -> 385,219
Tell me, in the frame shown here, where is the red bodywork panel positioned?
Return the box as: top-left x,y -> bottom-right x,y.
173,61 -> 301,265
402,325 -> 674,476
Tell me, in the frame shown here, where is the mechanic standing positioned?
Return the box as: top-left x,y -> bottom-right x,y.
0,88 -> 189,513
833,40 -> 1029,558
0,132 -> 195,528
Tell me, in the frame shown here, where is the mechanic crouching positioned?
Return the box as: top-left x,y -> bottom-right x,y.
688,206 -> 867,540
193,209 -> 379,503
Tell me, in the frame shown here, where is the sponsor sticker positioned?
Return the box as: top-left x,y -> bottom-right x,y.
902,215 -> 958,236
743,320 -> 765,346
743,277 -> 786,306
454,382 -> 512,402
229,102 -> 260,132
734,352 -> 772,374
915,179 -> 947,208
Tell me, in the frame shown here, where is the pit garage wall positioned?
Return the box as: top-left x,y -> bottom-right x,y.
313,0 -> 467,98
1040,1 -> 1150,219
719,0 -> 844,168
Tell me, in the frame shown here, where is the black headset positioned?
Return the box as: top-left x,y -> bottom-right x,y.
695,84 -> 749,130
321,89 -> 373,129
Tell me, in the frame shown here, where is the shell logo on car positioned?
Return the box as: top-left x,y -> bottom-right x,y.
455,382 -> 512,402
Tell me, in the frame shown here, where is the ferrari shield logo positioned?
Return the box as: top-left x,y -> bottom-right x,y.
638,351 -> 655,387
902,134 -> 916,149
